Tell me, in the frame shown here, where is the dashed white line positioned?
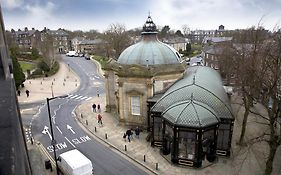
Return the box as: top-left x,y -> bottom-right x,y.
85,97 -> 92,101
75,96 -> 83,100
80,96 -> 88,100
56,126 -> 63,134
70,95 -> 78,99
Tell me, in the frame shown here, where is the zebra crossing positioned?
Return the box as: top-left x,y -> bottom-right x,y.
67,94 -> 92,101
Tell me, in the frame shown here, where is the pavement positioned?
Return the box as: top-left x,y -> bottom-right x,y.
19,60 -> 281,175
18,61 -> 80,103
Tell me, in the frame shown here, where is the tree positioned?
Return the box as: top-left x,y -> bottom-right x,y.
40,33 -> 55,67
256,30 -> 281,175
103,23 -> 131,59
219,26 -> 281,175
175,30 -> 184,37
10,47 -> 25,88
182,25 -> 191,37
159,25 -> 170,39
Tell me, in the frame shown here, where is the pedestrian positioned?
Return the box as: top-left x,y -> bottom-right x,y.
97,104 -> 101,113
97,114 -> 102,125
126,129 -> 132,142
123,133 -> 127,141
17,90 -> 21,96
135,127 -> 140,139
25,90 -> 30,97
92,103 -> 96,112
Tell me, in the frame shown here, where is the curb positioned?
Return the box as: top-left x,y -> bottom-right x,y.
74,111 -> 158,175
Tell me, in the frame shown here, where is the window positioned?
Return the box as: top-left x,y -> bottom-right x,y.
131,96 -> 140,115
178,131 -> 196,160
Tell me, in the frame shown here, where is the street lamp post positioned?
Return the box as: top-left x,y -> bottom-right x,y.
46,95 -> 68,175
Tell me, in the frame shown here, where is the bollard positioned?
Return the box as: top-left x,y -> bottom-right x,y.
144,155 -> 146,162
75,83 -> 77,87
41,81 -> 42,85
64,78 -> 66,82
81,113 -> 83,118
75,79 -> 77,82
94,127 -> 96,132
63,82 -> 65,86
52,82 -> 54,85
53,78 -> 55,81
156,163 -> 158,170
86,120 -> 88,125
105,133 -> 108,139
125,145 -> 127,151
29,81 -> 31,84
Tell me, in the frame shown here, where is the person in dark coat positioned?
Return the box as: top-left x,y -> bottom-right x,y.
126,129 -> 132,142
92,104 -> 96,112
97,104 -> 101,112
123,133 -> 127,141
17,90 -> 21,96
25,90 -> 30,97
135,127 -> 140,139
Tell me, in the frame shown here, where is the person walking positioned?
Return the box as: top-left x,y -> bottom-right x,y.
126,129 -> 132,142
97,114 -> 102,125
123,133 -> 127,141
135,127 -> 140,139
25,90 -> 30,97
97,104 -> 101,113
92,103 -> 96,112
17,90 -> 21,96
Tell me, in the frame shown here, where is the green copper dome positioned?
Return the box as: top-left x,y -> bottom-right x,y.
117,15 -> 182,66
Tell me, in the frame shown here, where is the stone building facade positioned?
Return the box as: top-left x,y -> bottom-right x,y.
104,16 -> 186,126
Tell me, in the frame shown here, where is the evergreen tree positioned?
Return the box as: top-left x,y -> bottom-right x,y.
10,47 -> 25,88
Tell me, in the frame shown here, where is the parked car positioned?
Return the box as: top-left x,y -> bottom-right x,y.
85,53 -> 90,60
74,52 -> 79,57
78,53 -> 84,57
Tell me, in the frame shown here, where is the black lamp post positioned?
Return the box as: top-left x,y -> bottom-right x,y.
46,95 -> 68,175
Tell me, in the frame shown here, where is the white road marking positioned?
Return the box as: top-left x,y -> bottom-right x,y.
56,126 -> 63,134
69,95 -> 78,99
85,97 -> 92,101
65,137 -> 76,148
75,96 -> 83,100
80,96 -> 88,100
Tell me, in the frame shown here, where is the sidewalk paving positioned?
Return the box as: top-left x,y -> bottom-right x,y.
74,93 -> 281,175
18,61 -> 80,104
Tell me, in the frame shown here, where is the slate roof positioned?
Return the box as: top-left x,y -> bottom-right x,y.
151,66 -> 233,126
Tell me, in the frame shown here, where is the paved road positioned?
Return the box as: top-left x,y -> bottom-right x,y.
22,56 -> 149,175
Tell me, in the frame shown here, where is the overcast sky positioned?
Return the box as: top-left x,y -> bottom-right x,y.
1,0 -> 280,32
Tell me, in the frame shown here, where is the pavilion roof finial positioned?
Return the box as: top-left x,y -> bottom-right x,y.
142,13 -> 157,33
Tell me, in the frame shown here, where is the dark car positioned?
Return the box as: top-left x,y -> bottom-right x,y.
85,53 -> 90,60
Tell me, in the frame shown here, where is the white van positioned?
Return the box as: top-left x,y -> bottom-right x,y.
58,149 -> 93,175
66,51 -> 76,57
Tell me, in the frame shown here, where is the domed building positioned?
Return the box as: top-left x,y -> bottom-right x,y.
104,15 -> 186,126
150,66 -> 234,167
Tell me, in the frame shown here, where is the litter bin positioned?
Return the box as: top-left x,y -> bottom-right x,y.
45,160 -> 52,170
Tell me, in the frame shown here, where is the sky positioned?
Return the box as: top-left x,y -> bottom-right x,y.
0,0 -> 281,32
